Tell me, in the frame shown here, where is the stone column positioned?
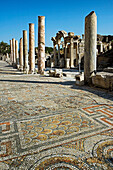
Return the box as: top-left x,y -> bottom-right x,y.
53,43 -> 57,66
100,42 -> 103,53
29,23 -> 35,74
6,53 -> 9,62
70,38 -> 74,68
15,40 -> 19,69
109,42 -> 112,50
23,30 -> 29,73
38,16 -> 45,74
78,53 -> 81,73
12,38 -> 16,66
64,42 -> 67,68
84,11 -> 97,84
64,42 -> 67,60
19,38 -> 23,71
10,40 -> 13,63
58,42 -> 60,61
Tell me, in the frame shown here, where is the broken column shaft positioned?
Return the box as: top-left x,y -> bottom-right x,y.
38,16 -> 45,74
29,23 -> 35,73
23,30 -> 29,73
84,11 -> 97,84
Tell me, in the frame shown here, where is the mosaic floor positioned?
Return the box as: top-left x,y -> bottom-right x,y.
0,61 -> 113,169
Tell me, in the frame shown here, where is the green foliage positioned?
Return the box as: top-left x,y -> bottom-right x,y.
0,41 -> 10,55
45,47 -> 53,54
35,46 -> 53,54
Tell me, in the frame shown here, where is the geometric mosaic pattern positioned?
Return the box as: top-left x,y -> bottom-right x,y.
0,61 -> 113,169
82,104 -> 113,126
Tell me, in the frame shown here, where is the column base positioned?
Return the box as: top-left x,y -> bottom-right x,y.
65,59 -> 70,68
38,70 -> 45,75
29,69 -> 35,74
19,66 -> 23,72
23,66 -> 29,74
17,65 -> 20,70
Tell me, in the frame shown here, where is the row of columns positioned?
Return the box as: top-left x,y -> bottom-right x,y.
10,16 -> 45,74
53,40 -> 74,68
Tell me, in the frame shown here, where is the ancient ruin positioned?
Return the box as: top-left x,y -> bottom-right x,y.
15,40 -> 19,69
0,11 -> 113,169
23,30 -> 29,73
19,38 -> 23,71
38,16 -> 45,74
84,11 -> 97,84
12,38 -> 15,65
29,23 -> 35,74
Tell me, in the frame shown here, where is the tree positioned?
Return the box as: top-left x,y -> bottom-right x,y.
35,46 -> 53,54
45,47 -> 53,54
0,41 -> 10,55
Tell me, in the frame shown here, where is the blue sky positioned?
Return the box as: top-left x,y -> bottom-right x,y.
0,0 -> 113,47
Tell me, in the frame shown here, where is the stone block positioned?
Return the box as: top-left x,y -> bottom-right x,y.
103,67 -> 113,73
92,72 -> 113,90
55,69 -> 63,78
68,32 -> 74,36
75,73 -> 84,85
49,70 -> 55,77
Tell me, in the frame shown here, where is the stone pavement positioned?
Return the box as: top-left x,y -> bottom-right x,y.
0,61 -> 113,169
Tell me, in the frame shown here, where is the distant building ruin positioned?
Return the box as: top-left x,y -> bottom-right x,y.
50,31 -> 113,70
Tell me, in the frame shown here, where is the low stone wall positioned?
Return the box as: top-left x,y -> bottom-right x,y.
92,72 -> 113,90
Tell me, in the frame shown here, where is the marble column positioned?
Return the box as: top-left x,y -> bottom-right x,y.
29,23 -> 35,73
64,42 -> 68,68
58,42 -> 60,61
84,11 -> 97,84
10,40 -> 13,63
76,42 -> 79,66
53,43 -> 57,66
100,42 -> 103,53
19,38 -> 23,71
38,16 -> 45,74
23,30 -> 29,73
70,38 -> 74,68
109,42 -> 112,50
64,42 -> 67,60
15,40 -> 19,69
12,38 -> 16,65
6,53 -> 9,62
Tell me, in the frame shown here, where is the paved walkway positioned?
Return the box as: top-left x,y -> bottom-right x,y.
0,61 -> 113,169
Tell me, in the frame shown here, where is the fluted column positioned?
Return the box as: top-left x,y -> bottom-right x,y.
29,23 -> 35,74
19,38 -> 23,71
23,30 -> 29,73
84,11 -> 97,84
15,40 -> 19,69
38,16 -> 45,74
12,38 -> 16,66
